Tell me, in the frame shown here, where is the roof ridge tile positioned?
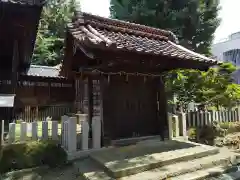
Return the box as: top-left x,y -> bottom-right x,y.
73,11 -> 177,42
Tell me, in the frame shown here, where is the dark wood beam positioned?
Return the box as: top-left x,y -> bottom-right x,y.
86,47 -> 214,70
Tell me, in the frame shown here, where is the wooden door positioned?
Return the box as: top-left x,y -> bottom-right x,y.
103,76 -> 159,140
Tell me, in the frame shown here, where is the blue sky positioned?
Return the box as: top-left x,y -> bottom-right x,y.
81,0 -> 240,43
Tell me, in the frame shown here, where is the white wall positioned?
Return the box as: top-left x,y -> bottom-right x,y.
212,37 -> 240,61
212,33 -> 240,84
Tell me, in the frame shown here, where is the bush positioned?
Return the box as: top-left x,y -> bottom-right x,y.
0,140 -> 67,173
198,126 -> 216,145
188,121 -> 227,145
188,128 -> 197,140
227,122 -> 240,134
219,122 -> 231,130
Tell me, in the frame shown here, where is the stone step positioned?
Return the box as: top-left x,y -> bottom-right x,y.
91,144 -> 219,178
75,150 -> 239,180
172,165 -> 240,180
208,166 -> 240,180
119,149 -> 239,180
171,166 -> 227,180
74,158 -> 113,180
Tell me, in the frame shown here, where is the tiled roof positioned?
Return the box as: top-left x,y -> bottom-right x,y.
24,65 -> 64,78
68,12 -> 217,64
0,0 -> 45,6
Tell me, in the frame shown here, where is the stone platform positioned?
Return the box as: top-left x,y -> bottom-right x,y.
74,139 -> 240,180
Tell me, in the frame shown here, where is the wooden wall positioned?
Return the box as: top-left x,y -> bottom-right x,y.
0,76 -> 74,106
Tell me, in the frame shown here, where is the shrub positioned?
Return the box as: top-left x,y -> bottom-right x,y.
193,121 -> 226,145
227,122 -> 240,134
0,140 -> 67,173
188,128 -> 197,140
219,122 -> 240,134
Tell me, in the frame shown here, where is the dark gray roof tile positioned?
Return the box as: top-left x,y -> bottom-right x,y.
69,12 -> 217,64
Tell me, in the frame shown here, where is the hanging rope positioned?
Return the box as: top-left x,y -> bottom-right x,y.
89,69 -> 163,77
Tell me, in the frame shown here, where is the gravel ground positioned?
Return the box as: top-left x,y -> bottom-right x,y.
1,165 -> 83,180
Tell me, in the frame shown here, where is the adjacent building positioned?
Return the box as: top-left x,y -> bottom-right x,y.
0,0 -> 74,122
212,32 -> 240,83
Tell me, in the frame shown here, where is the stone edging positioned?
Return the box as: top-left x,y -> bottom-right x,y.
0,166 -> 49,179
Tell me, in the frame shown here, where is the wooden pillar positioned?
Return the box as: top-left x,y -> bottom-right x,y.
87,77 -> 93,137
99,78 -> 105,147
10,40 -> 19,123
157,76 -> 169,140
62,32 -> 74,77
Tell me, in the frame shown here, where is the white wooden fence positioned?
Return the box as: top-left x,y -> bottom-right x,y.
186,108 -> 240,128
0,114 -> 102,156
168,109 -> 240,141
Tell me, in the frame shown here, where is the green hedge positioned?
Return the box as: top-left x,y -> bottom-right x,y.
0,140 -> 67,173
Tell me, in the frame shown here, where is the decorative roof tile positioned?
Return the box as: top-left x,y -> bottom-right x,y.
68,12 -> 217,64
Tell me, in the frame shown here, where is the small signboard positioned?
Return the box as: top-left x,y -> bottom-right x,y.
0,94 -> 15,107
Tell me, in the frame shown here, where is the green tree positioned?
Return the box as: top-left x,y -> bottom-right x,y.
110,0 -> 240,110
110,0 -> 220,55
32,0 -> 77,66
165,63 -> 240,110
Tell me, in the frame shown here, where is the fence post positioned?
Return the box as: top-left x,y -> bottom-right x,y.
226,111 -> 229,122
204,111 -> 208,126
237,108 -> 240,122
221,111 -> 226,122
187,112 -> 191,128
92,117 -> 101,149
80,114 -> 89,150
220,111 -> 223,122
208,112 -> 212,125
32,121 -> 38,140
224,110 -> 227,122
179,113 -> 187,140
20,122 -> 27,142
229,110 -> 232,122
168,113 -> 173,140
231,110 -> 234,122
200,112 -> 204,127
196,112 -> 200,127
173,115 -> 179,137
211,110 -> 215,122
52,121 -> 58,141
9,123 -> 16,144
42,121 -> 48,140
63,121 -> 68,150
192,112 -> 196,127
61,115 -> 68,145
234,110 -> 238,122
215,111 -> 219,122
67,117 -> 77,153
